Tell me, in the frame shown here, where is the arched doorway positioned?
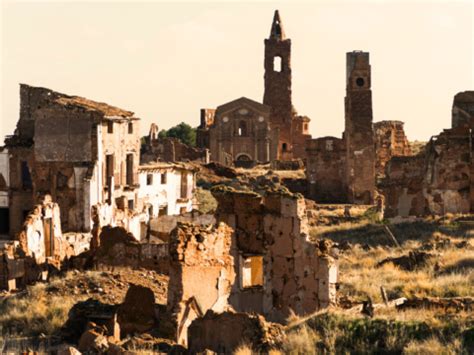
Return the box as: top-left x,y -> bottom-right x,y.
234,153 -> 255,169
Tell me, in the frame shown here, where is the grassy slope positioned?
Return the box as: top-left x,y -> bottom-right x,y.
283,218 -> 474,354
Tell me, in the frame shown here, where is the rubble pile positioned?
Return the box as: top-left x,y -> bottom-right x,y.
188,310 -> 287,353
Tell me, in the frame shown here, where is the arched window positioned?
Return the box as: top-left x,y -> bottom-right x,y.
282,143 -> 288,151
273,56 -> 282,72
238,121 -> 248,136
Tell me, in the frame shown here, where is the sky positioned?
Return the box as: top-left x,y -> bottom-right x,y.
1,0 -> 473,142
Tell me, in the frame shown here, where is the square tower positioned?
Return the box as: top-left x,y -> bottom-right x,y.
344,51 -> 375,204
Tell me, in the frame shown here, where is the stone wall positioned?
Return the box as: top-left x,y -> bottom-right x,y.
211,186 -> 338,323
167,223 -> 235,346
381,127 -> 471,217
374,120 -> 412,177
0,196 -> 91,290
149,212 -> 215,242
88,226 -> 168,272
306,137 -> 347,203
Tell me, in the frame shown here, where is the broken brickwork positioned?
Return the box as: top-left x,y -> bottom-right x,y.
374,121 -> 412,177
382,127 -> 471,216
0,196 -> 90,290
92,202 -> 149,242
142,124 -> 209,164
306,137 -> 347,203
86,226 -> 168,273
211,186 -> 338,323
16,195 -> 64,262
381,92 -> 474,217
167,222 -> 235,346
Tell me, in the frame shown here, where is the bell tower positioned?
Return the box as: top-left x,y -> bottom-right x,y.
344,51 -> 375,204
263,10 -> 293,158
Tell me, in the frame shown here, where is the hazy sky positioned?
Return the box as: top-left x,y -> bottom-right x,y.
1,0 -> 473,142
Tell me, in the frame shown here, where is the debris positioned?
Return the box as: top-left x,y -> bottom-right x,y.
117,284 -> 156,336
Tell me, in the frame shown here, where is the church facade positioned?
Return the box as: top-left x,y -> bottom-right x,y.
196,10 -> 312,166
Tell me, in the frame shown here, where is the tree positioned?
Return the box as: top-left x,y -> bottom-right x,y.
159,122 -> 196,147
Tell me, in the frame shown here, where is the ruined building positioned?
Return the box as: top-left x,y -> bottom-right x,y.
165,186 -> 337,346
381,91 -> 474,217
0,195 -> 90,291
141,123 -> 209,164
4,84 -> 141,236
196,10 -> 312,166
307,51 -> 376,204
167,223 -> 235,346
374,121 -> 411,177
137,161 -> 197,218
211,187 -> 338,322
207,98 -> 278,167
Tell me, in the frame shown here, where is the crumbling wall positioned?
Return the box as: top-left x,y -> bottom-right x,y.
149,212 -> 215,242
196,108 -> 216,149
16,195 -> 64,262
89,226 -> 168,272
306,137 -> 347,203
374,120 -> 412,177
211,186 -> 338,323
382,128 -> 471,217
290,115 -> 312,161
0,196 -> 91,290
167,223 -> 235,346
93,202 -> 148,241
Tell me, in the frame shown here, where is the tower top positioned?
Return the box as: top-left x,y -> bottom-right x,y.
269,10 -> 286,40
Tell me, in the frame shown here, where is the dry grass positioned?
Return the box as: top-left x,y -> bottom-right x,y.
296,218 -> 474,353
402,337 -> 462,355
338,236 -> 474,302
0,271 -> 103,337
286,307 -> 472,354
0,283 -> 82,337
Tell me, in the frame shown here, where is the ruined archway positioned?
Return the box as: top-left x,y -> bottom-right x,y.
234,153 -> 255,169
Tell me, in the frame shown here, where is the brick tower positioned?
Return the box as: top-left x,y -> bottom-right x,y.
344,51 -> 375,204
263,10 -> 293,159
